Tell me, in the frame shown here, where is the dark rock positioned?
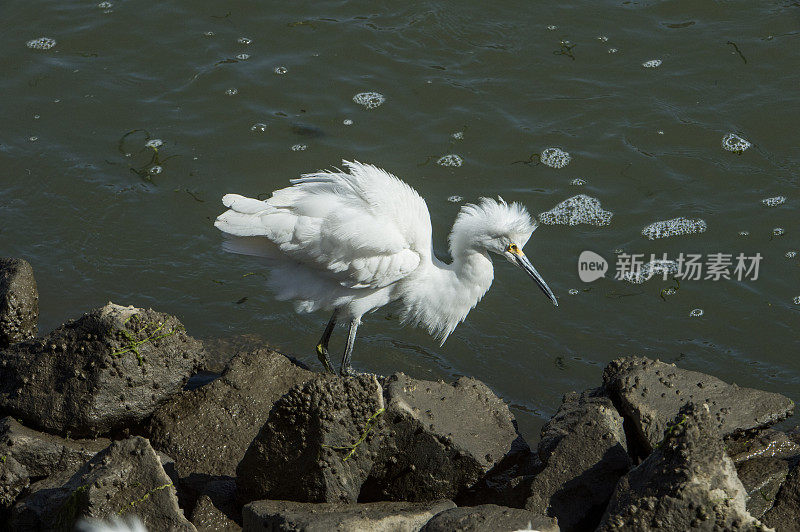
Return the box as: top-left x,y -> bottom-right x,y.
737,458 -> 789,519
762,465 -> 800,531
524,387 -> 631,532
0,258 -> 38,348
603,356 -> 795,454
0,416 -> 109,479
420,504 -> 559,532
242,499 -> 455,532
596,403 -> 764,531
237,374 -> 385,504
364,373 -> 526,503
11,436 -> 195,531
0,455 -> 29,509
727,428 -> 800,465
191,480 -> 241,532
457,450 -> 543,509
0,302 -> 203,437
200,333 -> 271,373
149,348 -> 313,479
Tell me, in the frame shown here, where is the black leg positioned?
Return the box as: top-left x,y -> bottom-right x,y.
316,310 -> 338,374
339,319 -> 359,377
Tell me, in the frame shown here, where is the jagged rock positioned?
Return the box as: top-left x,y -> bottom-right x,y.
596,403 -> 766,531
737,458 -> 789,519
242,499 -> 455,532
0,303 -> 203,437
727,428 -> 800,465
0,416 -> 109,479
762,465 -> 800,531
0,455 -> 29,509
191,477 -> 241,532
524,387 -> 631,532
457,450 -> 543,508
149,348 -> 313,479
420,504 -> 559,532
237,374 -> 386,504
200,334 -> 268,373
603,357 -> 794,454
363,373 -> 526,502
11,436 -> 195,531
0,258 -> 38,348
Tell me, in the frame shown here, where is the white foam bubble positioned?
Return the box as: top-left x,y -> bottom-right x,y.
642,59 -> 662,68
447,195 -> 463,203
291,144 -> 307,151
689,308 -> 704,317
608,48 -> 618,54
274,66 -> 287,75
568,288 -> 580,295
97,1 -> 112,8
641,217 -> 707,240
786,251 -> 797,258
762,196 -> 786,207
149,165 -> 162,175
204,31 -> 215,37
437,154 -> 462,167
597,36 -> 609,42
738,231 -> 749,236
237,37 -> 252,45
225,88 -> 238,96
26,37 -> 56,50
250,123 -> 267,132
145,139 -> 163,149
570,178 -> 586,186
622,259 -> 678,284
539,195 -> 613,226
773,227 -> 785,236
236,53 -> 250,60
793,296 -> 800,305
353,92 -> 385,109
343,119 -> 353,125
721,133 -> 751,153
451,131 -> 464,140
28,136 -> 38,142
540,147 -> 571,168
547,25 -> 558,31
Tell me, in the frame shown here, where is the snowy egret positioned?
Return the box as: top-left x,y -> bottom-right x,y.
215,160 -> 557,376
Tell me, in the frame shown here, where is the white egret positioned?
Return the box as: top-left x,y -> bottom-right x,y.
215,160 -> 557,376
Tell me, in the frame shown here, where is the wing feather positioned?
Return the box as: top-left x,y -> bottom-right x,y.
214,160 -> 431,289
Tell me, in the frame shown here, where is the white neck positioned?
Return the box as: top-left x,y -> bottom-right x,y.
399,245 -> 494,344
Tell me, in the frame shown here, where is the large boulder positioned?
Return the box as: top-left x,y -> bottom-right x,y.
242,499 -> 455,532
363,373 -> 526,502
0,417 -> 109,479
524,388 -> 631,532
190,477 -> 241,531
762,465 -> 800,531
596,403 -> 765,531
148,347 -> 314,479
0,258 -> 39,348
603,357 -> 794,454
0,455 -> 29,510
0,303 -> 203,437
11,436 -> 195,531
237,374 -> 386,504
420,504 -> 559,532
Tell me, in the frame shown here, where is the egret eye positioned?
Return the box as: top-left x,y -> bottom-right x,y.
507,243 -> 519,254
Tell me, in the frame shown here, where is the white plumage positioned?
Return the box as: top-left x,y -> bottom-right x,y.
215,160 -> 557,375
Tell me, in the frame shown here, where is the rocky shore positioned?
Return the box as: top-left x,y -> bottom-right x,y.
0,257 -> 797,531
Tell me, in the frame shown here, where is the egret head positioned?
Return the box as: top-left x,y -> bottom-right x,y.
450,197 -> 558,306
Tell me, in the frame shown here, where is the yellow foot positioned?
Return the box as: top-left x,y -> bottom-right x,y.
316,343 -> 335,374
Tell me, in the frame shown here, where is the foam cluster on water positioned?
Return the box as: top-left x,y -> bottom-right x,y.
539,195 -> 613,226
447,195 -> 463,203
291,144 -> 307,151
236,53 -> 250,60
26,37 -> 56,50
274,66 -> 287,75
642,59 -> 662,68
452,131 -> 464,140
570,178 -> 586,186
689,308 -> 704,317
437,154 -> 462,167
786,251 -> 797,258
540,147 -> 571,168
641,217 -> 707,240
145,139 -> 163,149
721,133 -> 751,153
250,123 -> 267,132
773,227 -> 785,236
353,92 -> 385,109
622,259 -> 678,284
238,37 -> 252,45
762,196 -> 786,207
793,296 -> 800,305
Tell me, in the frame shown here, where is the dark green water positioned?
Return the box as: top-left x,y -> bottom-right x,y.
2,1 -> 798,442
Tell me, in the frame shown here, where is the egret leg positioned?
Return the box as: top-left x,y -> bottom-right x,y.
339,319 -> 359,377
316,311 -> 338,375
